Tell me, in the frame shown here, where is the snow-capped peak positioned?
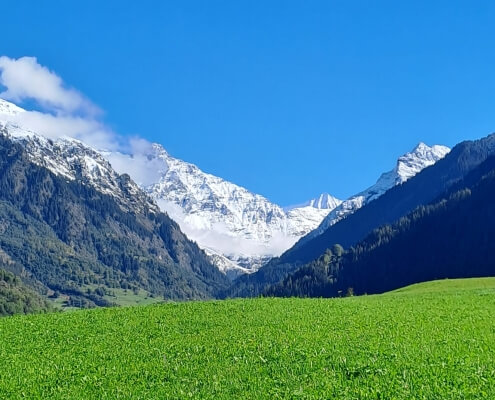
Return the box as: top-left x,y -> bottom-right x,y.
304,193 -> 342,210
395,143 -> 450,184
284,193 -> 342,216
103,142 -> 342,273
299,142 -> 450,242
0,98 -> 157,214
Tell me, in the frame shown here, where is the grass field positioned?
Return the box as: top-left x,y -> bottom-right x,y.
103,288 -> 164,307
389,277 -> 495,294
1,278 -> 494,399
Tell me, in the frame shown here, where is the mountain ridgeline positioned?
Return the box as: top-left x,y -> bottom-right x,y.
226,134 -> 495,298
290,135 -> 495,261
0,97 -> 344,277
266,151 -> 495,297
0,132 -> 229,307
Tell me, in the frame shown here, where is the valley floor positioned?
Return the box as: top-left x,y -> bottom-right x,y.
1,278 -> 494,399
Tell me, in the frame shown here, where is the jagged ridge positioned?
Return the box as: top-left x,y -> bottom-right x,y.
105,142 -> 342,274
299,142 -> 450,244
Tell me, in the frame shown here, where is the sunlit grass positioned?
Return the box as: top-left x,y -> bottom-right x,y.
1,278 -> 494,399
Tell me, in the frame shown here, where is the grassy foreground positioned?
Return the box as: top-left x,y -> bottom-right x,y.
1,278 -> 494,399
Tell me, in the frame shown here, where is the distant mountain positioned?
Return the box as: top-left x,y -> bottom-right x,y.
105,141 -> 342,275
0,122 -> 229,306
286,193 -> 342,211
267,152 -> 495,297
298,142 -> 450,244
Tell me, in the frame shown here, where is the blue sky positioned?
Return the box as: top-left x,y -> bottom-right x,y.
2,1 -> 495,205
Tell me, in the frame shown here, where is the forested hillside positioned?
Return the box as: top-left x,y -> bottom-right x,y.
0,268 -> 51,316
0,133 -> 229,306
266,154 -> 495,297
227,133 -> 495,298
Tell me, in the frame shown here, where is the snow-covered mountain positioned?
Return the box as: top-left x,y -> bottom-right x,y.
286,193 -> 342,211
306,193 -> 342,209
0,99 -> 23,116
0,98 -> 449,277
0,99 -> 158,215
105,143 -> 342,275
299,142 -> 450,245
0,98 -> 341,276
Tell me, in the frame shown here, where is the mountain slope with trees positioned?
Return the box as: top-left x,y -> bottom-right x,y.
0,132 -> 229,307
266,153 -> 495,297
226,133 -> 495,298
0,268 -> 52,316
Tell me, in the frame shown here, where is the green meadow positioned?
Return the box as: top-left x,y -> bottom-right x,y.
1,278 -> 494,399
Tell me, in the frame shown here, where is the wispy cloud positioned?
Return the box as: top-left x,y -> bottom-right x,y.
105,138 -> 168,187
0,56 -> 98,116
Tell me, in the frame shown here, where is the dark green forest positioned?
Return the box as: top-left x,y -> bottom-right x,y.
266,153 -> 495,297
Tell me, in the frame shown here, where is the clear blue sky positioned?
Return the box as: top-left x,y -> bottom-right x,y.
2,1 -> 495,205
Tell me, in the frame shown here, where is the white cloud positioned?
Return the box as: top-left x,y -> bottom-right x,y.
105,146 -> 168,187
0,55 -> 120,151
0,55 -> 167,187
0,56 -> 98,116
9,110 -> 109,144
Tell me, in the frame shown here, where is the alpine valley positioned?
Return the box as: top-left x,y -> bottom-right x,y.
2,95 -> 495,313
6,6 -> 495,399
105,140 -> 448,277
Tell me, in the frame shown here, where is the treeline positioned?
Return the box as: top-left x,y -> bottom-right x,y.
266,154 -> 495,297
